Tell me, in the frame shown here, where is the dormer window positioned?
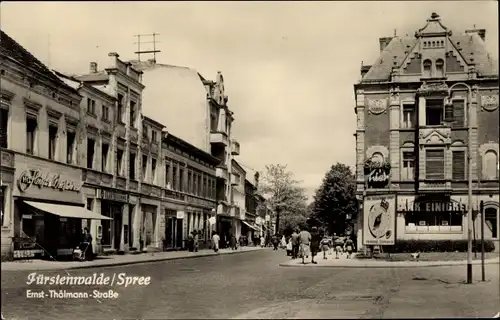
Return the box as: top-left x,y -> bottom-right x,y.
435,59 -> 444,77
423,59 -> 432,77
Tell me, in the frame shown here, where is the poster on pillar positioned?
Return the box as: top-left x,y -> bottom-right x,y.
363,195 -> 395,246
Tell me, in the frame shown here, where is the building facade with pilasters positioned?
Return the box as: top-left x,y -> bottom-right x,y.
354,13 -> 499,251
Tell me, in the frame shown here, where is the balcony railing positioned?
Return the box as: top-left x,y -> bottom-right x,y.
210,131 -> 229,146
216,166 -> 229,180
217,203 -> 230,215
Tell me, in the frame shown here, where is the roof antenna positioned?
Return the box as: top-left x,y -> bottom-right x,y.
394,29 -> 397,37
134,33 -> 161,62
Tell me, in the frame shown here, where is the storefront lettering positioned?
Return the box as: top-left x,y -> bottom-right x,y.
18,170 -> 81,193
101,190 -> 128,203
401,201 -> 467,212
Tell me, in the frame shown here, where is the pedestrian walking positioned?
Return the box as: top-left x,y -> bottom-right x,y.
320,235 -> 330,260
230,234 -> 237,250
344,236 -> 355,259
212,232 -> 220,253
290,229 -> 300,259
82,227 -> 93,261
260,235 -> 265,248
194,230 -> 199,252
272,234 -> 279,250
298,227 -> 311,264
334,235 -> 344,259
310,226 -> 320,264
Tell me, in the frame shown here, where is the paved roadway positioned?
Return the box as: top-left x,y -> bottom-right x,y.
1,249 -> 499,319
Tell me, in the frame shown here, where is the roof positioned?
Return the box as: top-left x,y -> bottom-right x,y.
165,133 -> 220,166
0,30 -> 80,95
361,15 -> 498,82
53,70 -> 116,101
231,159 -> 246,174
143,115 -> 165,129
73,71 -> 109,82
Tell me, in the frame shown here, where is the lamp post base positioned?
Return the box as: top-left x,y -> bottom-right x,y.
467,263 -> 473,284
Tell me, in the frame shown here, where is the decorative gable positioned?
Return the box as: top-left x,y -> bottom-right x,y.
402,52 -> 422,74
419,128 -> 451,146
445,50 -> 465,72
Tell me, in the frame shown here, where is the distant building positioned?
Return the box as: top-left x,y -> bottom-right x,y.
354,13 -> 499,251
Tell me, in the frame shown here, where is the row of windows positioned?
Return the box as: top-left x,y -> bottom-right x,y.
401,99 -> 465,129
423,40 -> 445,48
399,149 -> 499,181
422,58 -> 444,78
165,162 -> 216,199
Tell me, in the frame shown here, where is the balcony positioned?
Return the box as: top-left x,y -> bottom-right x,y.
210,131 -> 229,147
231,174 -> 240,186
216,166 -> 229,180
418,180 -> 452,192
418,126 -> 451,146
217,203 -> 230,215
230,206 -> 240,217
231,140 -> 240,155
129,180 -> 138,192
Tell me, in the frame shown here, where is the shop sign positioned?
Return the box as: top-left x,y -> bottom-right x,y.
363,195 -> 395,246
399,200 -> 467,213
364,159 -> 391,189
17,170 -> 81,193
99,189 -> 129,203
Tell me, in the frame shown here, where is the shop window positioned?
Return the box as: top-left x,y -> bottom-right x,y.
87,138 -> 95,169
401,151 -> 415,180
485,208 -> 498,239
426,99 -> 444,126
484,150 -> 499,180
426,149 -> 445,179
423,59 -> 432,78
128,204 -> 135,246
435,59 -> 444,77
67,131 -> 76,164
129,100 -> 137,128
26,116 -> 37,155
48,124 -> 58,160
151,158 -> 157,184
142,155 -> 148,182
405,211 -> 463,228
129,152 -> 136,180
101,203 -> 112,246
0,187 -> 5,227
0,108 -> 8,148
116,149 -> 124,176
452,151 -> 466,180
102,143 -> 109,172
402,103 -> 416,128
117,94 -> 124,124
451,100 -> 465,128
179,168 -> 185,192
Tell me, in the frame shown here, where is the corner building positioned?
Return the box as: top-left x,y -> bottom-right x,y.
354,13 -> 499,251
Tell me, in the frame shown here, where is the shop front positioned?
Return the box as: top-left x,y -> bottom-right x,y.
1,149 -> 14,257
96,188 -> 129,253
140,200 -> 161,251
12,154 -> 112,259
218,215 -> 233,249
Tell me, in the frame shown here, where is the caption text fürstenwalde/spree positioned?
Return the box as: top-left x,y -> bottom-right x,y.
25,272 -> 151,300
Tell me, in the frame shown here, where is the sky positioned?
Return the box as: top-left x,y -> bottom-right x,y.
1,1 -> 498,201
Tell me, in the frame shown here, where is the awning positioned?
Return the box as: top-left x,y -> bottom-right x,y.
24,201 -> 113,220
242,221 -> 258,231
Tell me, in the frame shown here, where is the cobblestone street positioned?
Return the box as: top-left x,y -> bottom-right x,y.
2,249 -> 499,319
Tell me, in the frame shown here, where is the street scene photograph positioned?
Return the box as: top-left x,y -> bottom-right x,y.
0,1 -> 499,319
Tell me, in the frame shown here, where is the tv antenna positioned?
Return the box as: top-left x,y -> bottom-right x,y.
134,33 -> 161,62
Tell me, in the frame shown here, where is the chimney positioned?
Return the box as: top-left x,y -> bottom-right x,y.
360,65 -> 371,78
465,28 -> 486,41
89,62 -> 98,73
379,37 -> 393,52
147,58 -> 156,65
254,172 -> 260,189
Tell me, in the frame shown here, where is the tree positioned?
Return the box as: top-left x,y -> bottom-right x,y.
311,163 -> 358,236
257,164 -> 308,234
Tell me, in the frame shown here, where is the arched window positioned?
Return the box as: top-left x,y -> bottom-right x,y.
423,59 -> 432,77
484,150 -> 499,180
371,152 -> 384,164
485,207 -> 498,239
436,59 -> 444,77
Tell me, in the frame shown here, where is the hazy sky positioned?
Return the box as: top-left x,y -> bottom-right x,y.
2,1 -> 498,200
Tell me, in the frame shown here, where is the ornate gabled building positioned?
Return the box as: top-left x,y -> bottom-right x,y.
354,13 -> 499,251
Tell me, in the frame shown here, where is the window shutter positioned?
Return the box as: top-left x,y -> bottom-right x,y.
452,100 -> 465,127
452,151 -> 465,180
444,103 -> 454,122
426,150 -> 445,179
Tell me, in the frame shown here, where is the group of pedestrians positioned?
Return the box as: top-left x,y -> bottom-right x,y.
286,227 -> 356,264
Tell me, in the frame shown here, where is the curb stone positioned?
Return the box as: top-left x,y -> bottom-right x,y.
1,248 -> 264,271
279,258 -> 500,269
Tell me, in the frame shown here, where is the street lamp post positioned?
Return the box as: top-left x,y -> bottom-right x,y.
446,82 -> 474,284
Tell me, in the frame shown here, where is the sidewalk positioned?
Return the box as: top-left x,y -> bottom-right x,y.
279,253 -> 500,268
1,246 -> 265,271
